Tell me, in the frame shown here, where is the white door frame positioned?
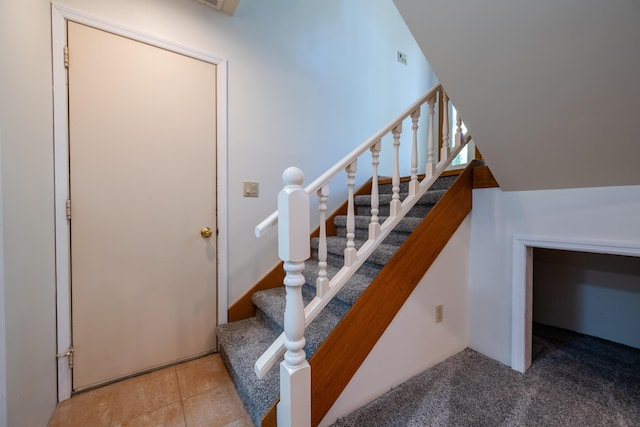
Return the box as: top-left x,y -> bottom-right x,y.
511,235 -> 640,373
51,3 -> 229,401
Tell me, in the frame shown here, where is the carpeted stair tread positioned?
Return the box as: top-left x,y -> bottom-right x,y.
252,285 -> 315,331
355,188 -> 446,208
252,286 -> 348,357
333,215 -> 426,245
330,273 -> 375,306
302,259 -> 375,307
252,285 -> 350,333
311,236 -> 399,267
333,215 -> 424,233
378,175 -> 457,193
216,317 -> 281,426
302,259 -> 342,285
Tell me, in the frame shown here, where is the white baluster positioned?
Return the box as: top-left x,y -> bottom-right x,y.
409,109 -> 420,196
369,141 -> 381,240
390,124 -> 402,217
316,185 -> 329,298
425,96 -> 436,179
277,167 -> 310,427
344,160 -> 358,267
440,91 -> 450,163
455,113 -> 463,149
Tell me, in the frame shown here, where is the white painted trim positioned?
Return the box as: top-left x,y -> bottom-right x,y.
0,126 -> 9,427
51,3 -> 229,401
510,241 -> 531,373
51,4 -> 72,402
511,235 -> 640,373
216,60 -> 229,326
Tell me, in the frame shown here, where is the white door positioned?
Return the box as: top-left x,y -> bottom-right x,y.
67,21 -> 218,390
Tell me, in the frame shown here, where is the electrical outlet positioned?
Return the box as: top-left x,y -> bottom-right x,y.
397,51 -> 408,65
243,181 -> 259,197
435,304 -> 443,323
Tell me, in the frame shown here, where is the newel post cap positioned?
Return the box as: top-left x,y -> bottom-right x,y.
282,167 -> 305,188
278,167 -> 310,262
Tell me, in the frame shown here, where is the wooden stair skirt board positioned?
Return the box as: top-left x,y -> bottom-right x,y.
260,160 -> 479,426
473,165 -> 499,188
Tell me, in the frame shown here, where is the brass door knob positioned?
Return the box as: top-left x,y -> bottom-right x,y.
200,227 -> 213,238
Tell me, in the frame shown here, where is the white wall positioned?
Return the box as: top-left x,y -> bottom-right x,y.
321,216 -> 470,426
0,0 -> 434,423
0,1 -> 59,425
469,186 -> 640,366
533,248 -> 640,349
393,0 -> 640,191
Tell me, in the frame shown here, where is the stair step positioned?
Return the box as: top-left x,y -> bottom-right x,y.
355,189 -> 446,216
252,285 -> 313,333
377,174 -> 457,194
303,259 -> 375,306
216,317 -> 281,426
311,236 -> 400,270
302,259 -> 342,285
252,285 -> 348,357
334,215 -> 424,234
333,215 -> 425,245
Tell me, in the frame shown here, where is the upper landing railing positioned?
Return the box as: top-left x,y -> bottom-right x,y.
254,83 -> 472,427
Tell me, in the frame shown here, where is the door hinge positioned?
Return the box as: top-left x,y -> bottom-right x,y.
66,199 -> 71,220
56,346 -> 75,369
64,46 -> 69,68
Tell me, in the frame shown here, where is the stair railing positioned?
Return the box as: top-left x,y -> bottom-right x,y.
254,83 -> 472,426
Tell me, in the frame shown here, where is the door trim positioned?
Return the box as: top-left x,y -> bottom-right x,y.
511,235 -> 640,373
51,3 -> 229,402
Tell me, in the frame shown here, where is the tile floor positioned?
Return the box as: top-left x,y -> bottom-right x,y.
48,353 -> 254,427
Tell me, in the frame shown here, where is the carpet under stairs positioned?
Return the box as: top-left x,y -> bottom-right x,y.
332,324 -> 640,426
216,175 -> 457,426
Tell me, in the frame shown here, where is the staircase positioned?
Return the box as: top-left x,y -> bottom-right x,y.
217,173 -> 458,426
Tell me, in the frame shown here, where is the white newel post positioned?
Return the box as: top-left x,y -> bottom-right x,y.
277,167 -> 311,427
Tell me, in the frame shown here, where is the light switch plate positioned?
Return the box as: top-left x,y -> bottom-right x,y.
435,304 -> 443,323
243,181 -> 259,197
397,51 -> 408,65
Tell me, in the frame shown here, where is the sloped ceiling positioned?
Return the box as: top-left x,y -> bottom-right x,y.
394,0 -> 640,191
